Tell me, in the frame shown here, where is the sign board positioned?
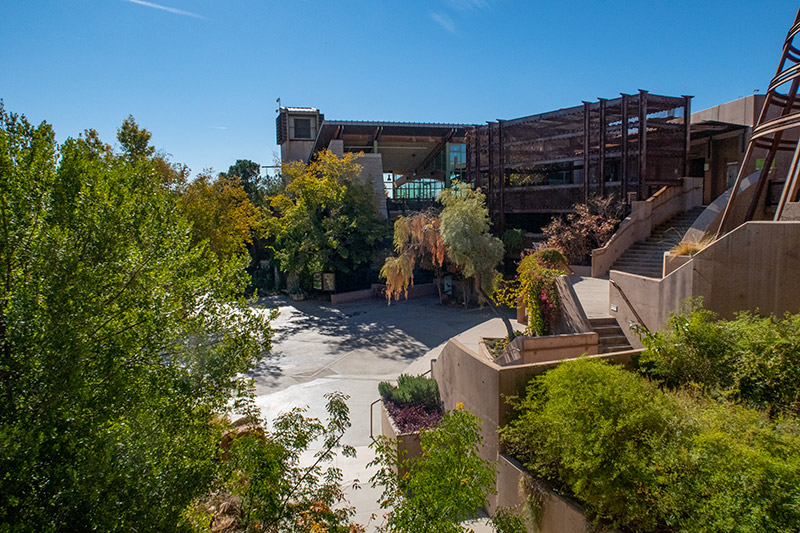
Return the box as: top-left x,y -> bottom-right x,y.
443,276 -> 453,296
312,272 -> 323,291
322,273 -> 335,292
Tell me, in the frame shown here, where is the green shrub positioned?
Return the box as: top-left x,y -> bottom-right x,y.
502,358 -> 686,530
639,305 -> 800,416
502,228 -> 524,256
378,374 -> 440,410
501,358 -> 800,532
370,407 -> 496,532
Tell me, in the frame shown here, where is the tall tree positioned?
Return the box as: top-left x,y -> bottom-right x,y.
227,158 -> 265,206
178,171 -> 263,260
265,150 -> 388,291
0,105 -> 274,530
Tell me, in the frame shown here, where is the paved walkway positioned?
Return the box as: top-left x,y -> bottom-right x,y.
251,294 -> 512,530
570,275 -> 611,319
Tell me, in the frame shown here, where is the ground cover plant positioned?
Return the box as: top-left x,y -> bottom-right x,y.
637,304 -> 800,417
501,357 -> 800,532
379,374 -> 443,433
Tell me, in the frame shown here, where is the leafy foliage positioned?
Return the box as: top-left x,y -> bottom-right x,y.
494,248 -> 567,336
178,172 -> 263,260
501,358 -> 800,532
0,105 -> 275,530
370,407 -> 497,532
265,150 -> 388,290
638,304 -> 800,417
542,195 -> 623,265
381,209 -> 446,302
501,228 -> 524,257
188,392 -> 363,533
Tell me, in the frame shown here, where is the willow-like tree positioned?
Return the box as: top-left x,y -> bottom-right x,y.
380,209 -> 447,302
381,181 -> 513,339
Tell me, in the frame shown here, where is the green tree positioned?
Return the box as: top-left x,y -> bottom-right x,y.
265,150 -> 388,291
187,392 -> 363,533
369,407 -> 497,533
178,172 -> 263,260
227,159 -> 265,206
117,113 -> 156,159
0,105 -> 274,531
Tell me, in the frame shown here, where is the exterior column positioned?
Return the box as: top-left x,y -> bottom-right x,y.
599,98 -> 607,197
638,90 -> 649,200
583,101 -> 591,202
621,93 -> 629,199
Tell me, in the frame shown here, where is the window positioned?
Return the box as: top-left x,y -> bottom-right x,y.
292,117 -> 312,139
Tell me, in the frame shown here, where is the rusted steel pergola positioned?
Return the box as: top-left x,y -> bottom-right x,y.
465,92 -> 691,232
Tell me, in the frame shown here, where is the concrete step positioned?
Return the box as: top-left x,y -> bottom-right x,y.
589,317 -> 618,327
600,334 -> 629,346
591,324 -> 622,335
600,344 -> 634,354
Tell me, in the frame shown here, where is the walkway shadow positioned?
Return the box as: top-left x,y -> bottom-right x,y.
257,294 -> 503,363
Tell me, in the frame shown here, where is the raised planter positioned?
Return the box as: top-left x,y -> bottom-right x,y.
380,401 -> 423,477
662,251 -> 693,277
492,455 -> 620,533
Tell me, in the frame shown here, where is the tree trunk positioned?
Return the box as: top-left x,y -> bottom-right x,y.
474,275 -> 516,341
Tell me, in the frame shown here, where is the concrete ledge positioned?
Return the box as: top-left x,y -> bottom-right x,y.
380,401 -> 422,477
330,288 -> 375,306
662,251 -> 692,277
497,332 -> 599,366
491,455 -> 620,533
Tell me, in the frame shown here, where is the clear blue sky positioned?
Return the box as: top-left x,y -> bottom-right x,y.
1,0 -> 798,177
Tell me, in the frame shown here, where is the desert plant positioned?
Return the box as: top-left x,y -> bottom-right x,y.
379,374 -> 441,410
670,236 -> 713,256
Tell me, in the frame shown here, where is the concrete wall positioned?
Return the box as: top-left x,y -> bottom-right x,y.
496,333 -> 599,366
610,221 -> 800,346
431,339 -> 636,509
492,455 -> 620,533
592,178 -> 703,277
380,401 -> 422,478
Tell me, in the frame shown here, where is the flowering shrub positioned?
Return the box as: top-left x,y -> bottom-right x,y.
495,248 -> 567,336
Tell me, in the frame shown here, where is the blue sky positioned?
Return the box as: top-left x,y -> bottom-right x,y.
1,1 -> 797,177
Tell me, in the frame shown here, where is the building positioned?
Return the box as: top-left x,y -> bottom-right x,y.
464,91 -> 692,233
276,106 -> 469,217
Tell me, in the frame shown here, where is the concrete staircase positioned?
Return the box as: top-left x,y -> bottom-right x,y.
610,206 -> 705,278
589,317 -> 632,354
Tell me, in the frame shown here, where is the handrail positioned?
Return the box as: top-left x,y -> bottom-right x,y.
609,278 -> 650,335
369,368 -> 432,441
